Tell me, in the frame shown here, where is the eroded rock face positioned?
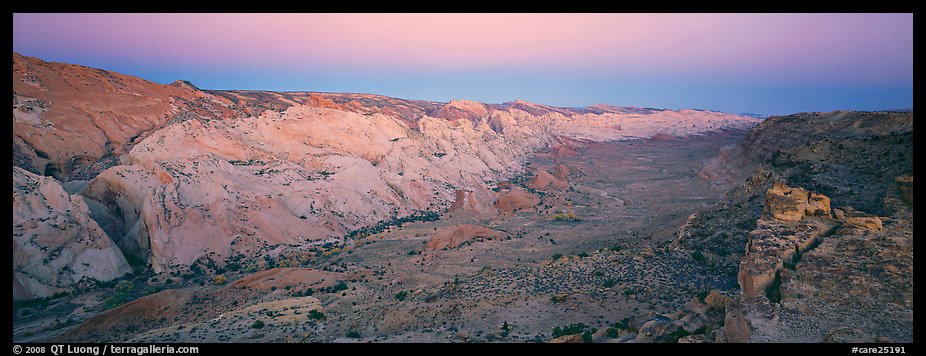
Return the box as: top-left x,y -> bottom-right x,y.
13,53 -> 761,273
764,182 -> 831,221
12,53 -> 226,181
722,301 -> 751,343
449,188 -> 499,215
739,183 -> 838,299
80,107 -> 549,271
12,167 -> 131,300
768,202 -> 913,343
737,218 -> 836,299
664,111 -> 912,343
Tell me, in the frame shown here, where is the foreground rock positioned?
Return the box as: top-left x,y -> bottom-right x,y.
739,183 -> 838,299
764,182 -> 831,221
12,167 -> 131,300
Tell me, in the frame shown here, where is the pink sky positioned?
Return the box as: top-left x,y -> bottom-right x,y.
13,14 -> 912,80
12,13 -> 913,114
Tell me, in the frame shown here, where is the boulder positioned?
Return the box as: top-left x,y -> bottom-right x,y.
722,302 -> 751,343
806,193 -> 831,217
844,216 -> 883,230
834,207 -> 883,230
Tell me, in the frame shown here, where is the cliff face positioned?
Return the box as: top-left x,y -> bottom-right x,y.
11,52 -> 761,274
13,167 -> 132,300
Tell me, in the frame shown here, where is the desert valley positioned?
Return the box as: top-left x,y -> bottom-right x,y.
11,51 -> 913,344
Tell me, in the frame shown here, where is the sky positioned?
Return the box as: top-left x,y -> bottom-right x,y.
12,13 -> 913,115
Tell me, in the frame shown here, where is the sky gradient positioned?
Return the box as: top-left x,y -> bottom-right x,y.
13,13 -> 913,115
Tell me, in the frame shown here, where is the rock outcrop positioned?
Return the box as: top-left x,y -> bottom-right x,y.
12,167 -> 131,300
449,189 -> 499,215
57,289 -> 193,341
764,182 -> 831,221
739,183 -> 838,299
495,188 -> 541,214
230,267 -> 358,291
425,224 -> 503,251
527,170 -> 568,190
668,110 -> 912,343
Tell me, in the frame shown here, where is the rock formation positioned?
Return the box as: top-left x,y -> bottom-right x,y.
739,182 -> 838,299
449,188 -> 499,215
495,188 -> 541,214
665,110 -> 912,343
12,167 -> 131,300
425,224 -> 504,251
527,170 -> 568,190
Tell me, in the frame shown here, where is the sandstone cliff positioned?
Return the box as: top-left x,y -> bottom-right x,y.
12,52 -> 759,273
13,167 -> 131,300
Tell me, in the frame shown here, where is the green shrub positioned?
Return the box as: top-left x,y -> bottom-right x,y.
602,279 -> 615,288
308,310 -> 326,321
552,323 -> 588,338
213,275 -> 227,285
581,329 -> 595,343
610,245 -> 623,252
613,317 -> 631,330
606,327 -> 619,338
251,320 -> 265,329
552,253 -> 563,260
103,280 -> 135,308
692,250 -> 707,264
346,330 -> 361,339
395,291 -> 408,301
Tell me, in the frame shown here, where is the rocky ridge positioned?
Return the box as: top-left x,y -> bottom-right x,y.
13,167 -> 132,300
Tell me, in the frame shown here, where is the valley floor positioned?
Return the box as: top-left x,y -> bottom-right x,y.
13,131 -> 756,343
